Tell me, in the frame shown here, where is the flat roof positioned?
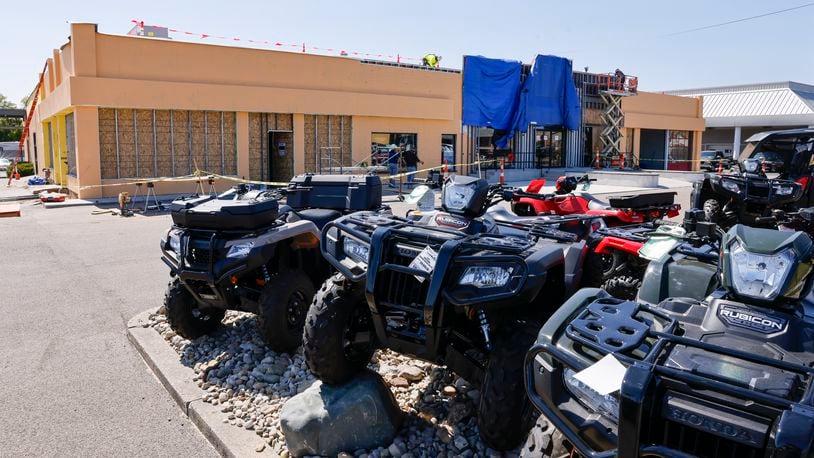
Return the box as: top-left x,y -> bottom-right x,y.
0,108 -> 25,118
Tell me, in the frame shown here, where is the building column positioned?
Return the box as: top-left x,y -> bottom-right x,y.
664,130 -> 670,170
293,114 -> 305,175
733,126 -> 742,159
236,112 -> 250,179
73,106 -> 102,199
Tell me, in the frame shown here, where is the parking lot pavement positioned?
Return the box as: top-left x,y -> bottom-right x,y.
0,203 -> 217,457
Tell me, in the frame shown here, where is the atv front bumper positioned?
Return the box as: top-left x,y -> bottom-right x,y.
524,291 -> 814,458
160,231 -> 274,307
321,213 -> 549,373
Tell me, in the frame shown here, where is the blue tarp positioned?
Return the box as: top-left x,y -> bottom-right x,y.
497,55 -> 582,147
462,56 -> 522,130
27,176 -> 46,186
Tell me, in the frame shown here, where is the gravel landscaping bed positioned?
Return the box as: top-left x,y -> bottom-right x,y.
145,308 -> 551,457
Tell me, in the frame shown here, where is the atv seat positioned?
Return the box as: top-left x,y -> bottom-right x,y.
488,206 -> 539,224
581,193 -> 612,211
296,209 -> 342,229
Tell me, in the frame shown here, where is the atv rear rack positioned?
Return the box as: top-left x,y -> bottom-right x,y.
525,297 -> 814,458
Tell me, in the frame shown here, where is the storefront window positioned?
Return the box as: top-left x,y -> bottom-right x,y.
442,134 -> 456,171
370,133 -> 417,166
668,130 -> 692,171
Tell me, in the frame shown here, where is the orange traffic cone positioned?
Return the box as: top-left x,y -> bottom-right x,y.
717,162 -> 723,174
594,150 -> 601,169
499,160 -> 505,185
443,160 -> 449,180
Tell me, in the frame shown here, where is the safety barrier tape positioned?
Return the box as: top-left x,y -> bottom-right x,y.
77,160 -> 499,191
131,20 -> 423,63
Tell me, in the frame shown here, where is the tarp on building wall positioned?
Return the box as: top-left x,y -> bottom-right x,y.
462,56 -> 522,130
497,55 -> 582,147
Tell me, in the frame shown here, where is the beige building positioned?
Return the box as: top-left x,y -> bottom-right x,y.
22,23 -> 705,199
24,23 -> 461,198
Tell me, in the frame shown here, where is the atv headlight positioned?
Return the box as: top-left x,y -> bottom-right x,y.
743,159 -> 760,173
459,266 -> 512,288
443,184 -> 476,212
167,229 -> 183,253
729,241 -> 794,300
721,179 -> 740,193
563,368 -> 619,423
343,237 -> 370,264
226,241 -> 255,259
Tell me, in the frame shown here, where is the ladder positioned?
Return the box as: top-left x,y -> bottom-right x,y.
16,63 -> 48,162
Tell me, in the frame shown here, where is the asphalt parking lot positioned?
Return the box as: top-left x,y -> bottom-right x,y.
0,203 -> 217,457
0,182 -> 692,456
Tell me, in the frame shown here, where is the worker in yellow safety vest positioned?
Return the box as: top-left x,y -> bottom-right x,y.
422,54 -> 441,68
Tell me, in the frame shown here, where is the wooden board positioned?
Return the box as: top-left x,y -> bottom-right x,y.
0,203 -> 21,217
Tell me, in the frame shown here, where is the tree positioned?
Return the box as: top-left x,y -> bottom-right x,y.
0,93 -> 17,108
20,93 -> 32,109
0,93 -> 23,142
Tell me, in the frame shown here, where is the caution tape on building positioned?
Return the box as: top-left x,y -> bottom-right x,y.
78,159 -> 498,192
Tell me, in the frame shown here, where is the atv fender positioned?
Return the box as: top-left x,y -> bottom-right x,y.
246,219 -> 320,248
638,253 -> 718,305
523,241 -> 568,299
562,240 -> 588,295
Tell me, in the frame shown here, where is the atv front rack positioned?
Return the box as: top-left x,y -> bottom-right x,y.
321,211 -> 596,282
525,297 -> 814,458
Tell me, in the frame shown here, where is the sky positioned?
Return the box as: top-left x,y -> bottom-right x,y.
1,0 -> 813,106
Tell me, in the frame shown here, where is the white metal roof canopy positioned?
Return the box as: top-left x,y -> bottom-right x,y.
665,82 -> 814,128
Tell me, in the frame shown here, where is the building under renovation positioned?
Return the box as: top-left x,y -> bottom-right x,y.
21,22 -> 704,198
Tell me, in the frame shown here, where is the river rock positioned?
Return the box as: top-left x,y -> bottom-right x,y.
280,370 -> 404,457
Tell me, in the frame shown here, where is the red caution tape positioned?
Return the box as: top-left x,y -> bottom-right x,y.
130,19 -> 425,65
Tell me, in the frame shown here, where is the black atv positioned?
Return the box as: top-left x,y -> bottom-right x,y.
302,175 -> 604,450
159,174 -> 382,352
693,128 -> 814,228
525,219 -> 814,457
692,158 -> 803,229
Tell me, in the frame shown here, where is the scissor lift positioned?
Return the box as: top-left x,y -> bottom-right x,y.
597,73 -> 638,168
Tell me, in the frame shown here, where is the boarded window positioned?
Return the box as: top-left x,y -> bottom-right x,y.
304,114 -> 352,173
97,108 -> 237,179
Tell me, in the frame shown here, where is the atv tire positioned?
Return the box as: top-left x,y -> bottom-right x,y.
583,250 -> 609,287
703,198 -> 721,223
303,274 -> 375,385
164,278 -> 225,339
603,275 -> 642,300
258,271 -> 315,353
478,319 -> 539,450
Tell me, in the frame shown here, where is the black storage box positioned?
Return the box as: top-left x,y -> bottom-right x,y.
286,174 -> 382,211
171,195 -> 279,230
170,194 -> 215,213
609,191 -> 675,209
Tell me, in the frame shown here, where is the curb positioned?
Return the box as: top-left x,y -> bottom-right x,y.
0,195 -> 38,202
127,309 -> 277,457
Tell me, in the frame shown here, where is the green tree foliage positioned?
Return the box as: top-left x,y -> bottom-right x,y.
0,93 -> 23,142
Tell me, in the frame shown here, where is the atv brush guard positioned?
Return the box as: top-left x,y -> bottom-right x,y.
525,296 -> 814,458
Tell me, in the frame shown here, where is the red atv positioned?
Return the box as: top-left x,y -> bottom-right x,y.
511,175 -> 680,225
511,175 -> 681,286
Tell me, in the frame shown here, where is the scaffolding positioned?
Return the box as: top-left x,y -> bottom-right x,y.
597,73 -> 638,168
